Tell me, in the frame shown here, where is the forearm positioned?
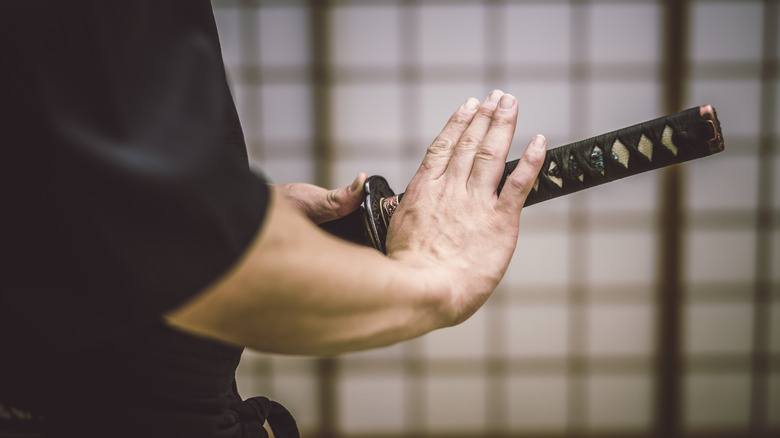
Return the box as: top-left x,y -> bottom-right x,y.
168,91 -> 545,356
166,188 -> 452,356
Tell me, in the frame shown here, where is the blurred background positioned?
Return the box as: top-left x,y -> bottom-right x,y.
211,0 -> 779,437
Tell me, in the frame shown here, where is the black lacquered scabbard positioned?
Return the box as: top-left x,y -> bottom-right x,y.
320,105 -> 725,253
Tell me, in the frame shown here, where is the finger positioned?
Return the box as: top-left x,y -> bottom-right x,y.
318,172 -> 367,223
495,135 -> 546,220
445,89 -> 504,181
416,97 -> 480,180
468,93 -> 518,193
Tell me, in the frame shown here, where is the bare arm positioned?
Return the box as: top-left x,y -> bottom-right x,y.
165,91 -> 546,355
165,187 -> 447,355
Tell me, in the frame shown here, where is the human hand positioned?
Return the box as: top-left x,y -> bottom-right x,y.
166,94 -> 542,355
386,90 -> 546,325
273,173 -> 367,224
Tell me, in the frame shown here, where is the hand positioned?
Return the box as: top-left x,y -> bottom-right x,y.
273,173 -> 367,224
167,91 -> 545,355
386,90 -> 546,325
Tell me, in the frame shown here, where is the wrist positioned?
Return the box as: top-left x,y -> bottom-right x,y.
390,251 -> 459,330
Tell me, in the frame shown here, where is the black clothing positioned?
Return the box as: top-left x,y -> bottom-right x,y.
1,1 -> 289,436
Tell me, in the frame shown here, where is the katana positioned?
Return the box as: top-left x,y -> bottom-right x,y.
321,105 -> 725,253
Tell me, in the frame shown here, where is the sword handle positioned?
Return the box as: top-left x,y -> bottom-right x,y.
500,104 -> 724,206
322,105 -> 725,254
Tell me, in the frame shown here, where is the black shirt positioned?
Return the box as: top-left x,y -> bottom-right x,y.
1,1 -> 272,436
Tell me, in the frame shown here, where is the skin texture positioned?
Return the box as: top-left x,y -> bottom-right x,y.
165,90 -> 546,356
274,172 -> 368,225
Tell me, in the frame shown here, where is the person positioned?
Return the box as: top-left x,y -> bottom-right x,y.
0,1 -> 545,437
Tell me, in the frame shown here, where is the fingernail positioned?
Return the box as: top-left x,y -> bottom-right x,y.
486,89 -> 503,104
350,174 -> 362,192
498,94 -> 516,109
463,97 -> 479,111
533,134 -> 546,149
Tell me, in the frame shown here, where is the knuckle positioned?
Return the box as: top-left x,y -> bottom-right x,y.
451,111 -> 473,126
326,190 -> 342,210
456,134 -> 481,151
428,137 -> 455,155
475,106 -> 498,122
490,112 -> 515,128
474,146 -> 499,162
419,158 -> 445,175
418,160 -> 435,174
504,174 -> 531,195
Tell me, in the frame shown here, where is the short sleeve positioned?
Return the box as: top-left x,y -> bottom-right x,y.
2,0 -> 269,350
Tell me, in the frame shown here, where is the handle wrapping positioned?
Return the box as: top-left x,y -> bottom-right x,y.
499,105 -> 723,207
321,105 -> 725,253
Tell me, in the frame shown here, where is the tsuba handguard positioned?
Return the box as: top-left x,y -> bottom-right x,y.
317,175 -> 398,253
320,105 -> 725,254
360,175 -> 396,254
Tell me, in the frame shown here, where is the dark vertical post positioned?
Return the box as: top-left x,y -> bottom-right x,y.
397,3 -> 431,435
750,1 -> 777,436
309,1 -> 337,437
484,1 -> 509,435
567,0 -> 589,433
654,0 -> 689,437
397,2 -> 425,435
310,0 -> 334,189
238,0 -> 262,162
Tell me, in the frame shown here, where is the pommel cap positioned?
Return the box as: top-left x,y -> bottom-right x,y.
699,104 -> 725,154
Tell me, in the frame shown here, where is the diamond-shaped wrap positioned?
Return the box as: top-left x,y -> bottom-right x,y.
547,161 -> 563,187
662,125 -> 678,156
611,139 -> 630,169
320,106 -> 725,253
506,105 -> 724,208
638,134 -> 654,161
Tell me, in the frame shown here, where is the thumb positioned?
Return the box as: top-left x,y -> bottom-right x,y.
319,172 -> 367,223
496,134 -> 546,219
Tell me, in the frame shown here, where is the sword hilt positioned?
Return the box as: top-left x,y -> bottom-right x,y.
322,105 -> 725,254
